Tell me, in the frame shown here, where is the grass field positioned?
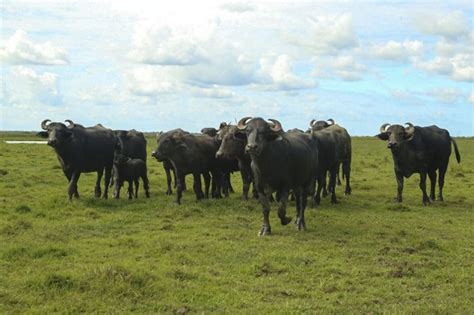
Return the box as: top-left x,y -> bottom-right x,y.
0,132 -> 472,313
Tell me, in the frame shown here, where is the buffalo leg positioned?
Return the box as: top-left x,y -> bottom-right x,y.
258,187 -> 273,236
343,161 -> 351,195
239,162 -> 252,200
211,171 -> 222,199
313,176 -> 323,206
395,171 -> 404,203
428,171 -> 437,201
143,174 -> 150,198
114,178 -> 123,199
95,169 -> 103,198
102,166 -> 112,199
134,179 -> 139,198
228,174 -> 234,193
68,172 -> 81,201
175,173 -> 185,204
337,164 -> 342,186
164,165 -> 173,195
193,172 -> 205,200
222,172 -> 229,197
127,180 -> 133,199
294,187 -> 306,231
419,172 -> 430,206
276,190 -> 292,226
322,172 -> 328,197
203,172 -> 211,198
438,164 -> 447,202
329,168 -> 338,204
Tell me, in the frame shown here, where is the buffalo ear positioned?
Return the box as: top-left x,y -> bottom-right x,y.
266,133 -> 282,141
219,122 -> 227,130
375,132 -> 389,140
36,131 -> 48,138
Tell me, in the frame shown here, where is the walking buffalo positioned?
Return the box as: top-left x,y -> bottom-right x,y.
236,117 -> 319,235
376,123 -> 460,205
37,119 -> 116,200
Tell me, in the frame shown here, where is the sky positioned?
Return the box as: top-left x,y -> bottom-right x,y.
0,0 -> 473,135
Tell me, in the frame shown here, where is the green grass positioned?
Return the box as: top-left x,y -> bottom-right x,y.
0,132 -> 473,313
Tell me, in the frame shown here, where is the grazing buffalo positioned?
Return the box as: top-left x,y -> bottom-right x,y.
236,117 -> 319,235
152,129 -> 222,204
309,118 -> 352,195
113,154 -> 150,199
37,119 -> 116,200
376,123 -> 461,205
216,122 -> 256,200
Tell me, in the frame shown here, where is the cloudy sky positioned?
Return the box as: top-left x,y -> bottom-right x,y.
1,0 -> 473,135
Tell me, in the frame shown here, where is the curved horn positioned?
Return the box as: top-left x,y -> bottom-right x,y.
64,119 -> 75,128
41,119 -> 51,130
327,118 -> 335,125
380,123 -> 391,133
310,119 -> 317,127
404,122 -> 415,135
268,119 -> 282,132
237,116 -> 252,130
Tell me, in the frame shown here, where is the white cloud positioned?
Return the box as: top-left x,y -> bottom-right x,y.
370,40 -> 423,61
427,88 -> 463,103
469,92 -> 474,104
415,11 -> 469,39
4,66 -> 62,107
287,13 -> 358,55
220,2 -> 255,13
331,55 -> 366,81
129,24 -> 209,65
414,53 -> 474,82
0,30 -> 68,65
259,54 -> 316,90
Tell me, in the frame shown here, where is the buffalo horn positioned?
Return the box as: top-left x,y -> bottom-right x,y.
65,119 -> 75,128
41,119 -> 51,130
268,119 -> 282,132
380,123 -> 391,133
404,122 -> 415,135
237,116 -> 252,130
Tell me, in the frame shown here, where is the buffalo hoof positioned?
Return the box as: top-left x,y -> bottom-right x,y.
437,196 -> 444,202
146,192 -> 150,198
280,216 -> 292,226
394,197 -> 402,203
165,190 -> 172,195
258,226 -> 271,236
344,190 -> 351,196
297,218 -> 306,231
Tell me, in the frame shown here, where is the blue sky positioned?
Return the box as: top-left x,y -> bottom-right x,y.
1,0 -> 473,135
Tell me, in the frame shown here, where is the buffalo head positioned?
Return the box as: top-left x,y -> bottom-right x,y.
237,117 -> 283,156
152,129 -> 187,161
376,123 -> 415,149
309,118 -> 335,131
216,124 -> 246,158
37,119 -> 73,148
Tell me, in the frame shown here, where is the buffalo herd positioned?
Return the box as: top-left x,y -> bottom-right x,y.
38,118 -> 461,235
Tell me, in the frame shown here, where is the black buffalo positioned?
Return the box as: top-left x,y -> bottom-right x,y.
236,117 -> 318,235
216,122 -> 256,200
376,123 -> 461,205
152,129 -> 222,204
37,119 -> 116,200
309,118 -> 352,196
113,154 -> 150,199
201,127 -> 218,137
153,132 -> 184,195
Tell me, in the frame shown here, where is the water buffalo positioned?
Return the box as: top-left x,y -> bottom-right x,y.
376,123 -> 461,205
37,119 -> 116,200
153,131 -> 184,195
111,129 -> 147,189
216,122 -> 256,200
309,118 -> 352,195
236,117 -> 319,235
201,127 -> 218,137
113,154 -> 150,199
152,129 -> 222,204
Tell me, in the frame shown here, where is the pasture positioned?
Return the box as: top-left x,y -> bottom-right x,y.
0,132 -> 472,313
